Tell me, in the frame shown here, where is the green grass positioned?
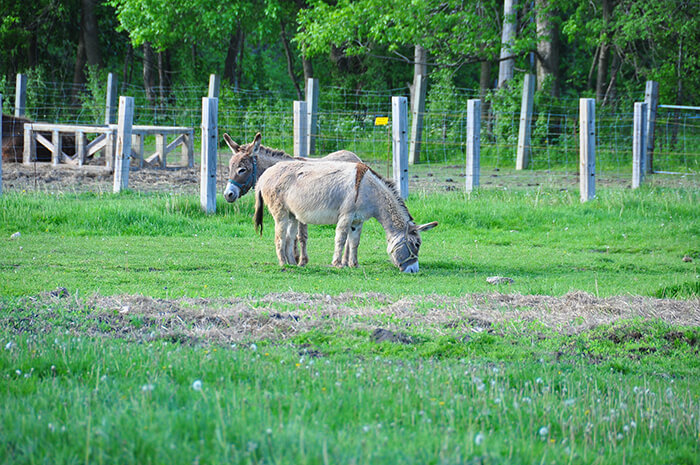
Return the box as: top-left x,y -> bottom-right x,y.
0,186 -> 698,464
0,187 -> 698,298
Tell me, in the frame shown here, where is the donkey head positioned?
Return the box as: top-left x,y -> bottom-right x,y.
223,132 -> 262,203
387,221 -> 438,273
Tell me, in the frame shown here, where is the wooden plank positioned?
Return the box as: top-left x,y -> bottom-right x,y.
632,102 -> 648,188
51,130 -> 62,166
76,131 -> 86,166
465,99 -> 481,192
200,97 -> 218,214
113,96 -> 134,192
23,125 -> 34,164
28,123 -> 113,133
181,130 -> 194,167
86,134 -> 108,158
131,134 -> 143,167
516,74 -> 535,170
155,134 -> 166,168
579,98 -> 596,202
392,96 -> 409,199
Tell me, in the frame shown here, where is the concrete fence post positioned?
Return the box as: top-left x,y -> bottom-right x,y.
208,74 -> 220,99
408,74 -> 427,165
516,74 -> 535,170
200,97 -> 218,214
392,96 -> 409,199
113,96 -> 134,193
579,98 -> 596,202
306,78 -> 319,155
105,73 -> 118,125
15,74 -> 27,117
465,99 -> 481,192
294,100 -> 308,158
644,80 -> 659,174
632,102 -> 648,189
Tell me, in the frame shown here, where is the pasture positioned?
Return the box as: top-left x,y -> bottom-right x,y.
0,166 -> 699,464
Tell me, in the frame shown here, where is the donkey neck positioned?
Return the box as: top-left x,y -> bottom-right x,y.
369,177 -> 412,238
255,146 -> 293,172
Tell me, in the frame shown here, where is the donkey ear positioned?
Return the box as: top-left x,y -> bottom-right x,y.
416,221 -> 438,232
223,133 -> 239,152
252,133 -> 262,152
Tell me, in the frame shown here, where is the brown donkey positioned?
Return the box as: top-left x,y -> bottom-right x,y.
254,160 -> 437,273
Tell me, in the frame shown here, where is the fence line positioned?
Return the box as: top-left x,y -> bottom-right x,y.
2,74 -> 698,195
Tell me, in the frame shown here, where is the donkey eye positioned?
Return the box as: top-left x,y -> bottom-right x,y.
237,167 -> 247,175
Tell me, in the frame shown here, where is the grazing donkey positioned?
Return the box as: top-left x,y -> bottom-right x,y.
254,160 -> 437,273
223,132 -> 361,266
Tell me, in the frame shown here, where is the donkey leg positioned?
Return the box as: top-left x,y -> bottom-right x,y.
285,219 -> 299,265
332,217 -> 351,267
274,218 -> 290,267
296,223 -> 309,266
343,222 -> 363,268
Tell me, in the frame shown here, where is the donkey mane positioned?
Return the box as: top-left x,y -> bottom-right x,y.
357,163 -> 413,222
241,142 -> 290,160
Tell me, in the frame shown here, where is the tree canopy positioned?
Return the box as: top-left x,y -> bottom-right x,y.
0,0 -> 697,105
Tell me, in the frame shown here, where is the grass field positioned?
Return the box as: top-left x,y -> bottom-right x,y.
1,186 -> 699,464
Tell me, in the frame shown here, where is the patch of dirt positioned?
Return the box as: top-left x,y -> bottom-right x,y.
3,161 -> 696,195
17,290 -> 699,346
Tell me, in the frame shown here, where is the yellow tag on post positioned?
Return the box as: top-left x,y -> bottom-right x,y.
374,116 -> 389,126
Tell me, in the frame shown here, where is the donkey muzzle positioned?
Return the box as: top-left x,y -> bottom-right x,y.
223,183 -> 240,203
399,259 -> 419,273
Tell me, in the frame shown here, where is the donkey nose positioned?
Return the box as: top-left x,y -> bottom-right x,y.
400,261 -> 419,273
223,185 -> 239,203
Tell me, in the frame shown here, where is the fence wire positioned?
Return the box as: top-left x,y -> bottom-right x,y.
2,77 -> 698,192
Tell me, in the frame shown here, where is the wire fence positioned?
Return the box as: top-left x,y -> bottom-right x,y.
2,74 -> 698,193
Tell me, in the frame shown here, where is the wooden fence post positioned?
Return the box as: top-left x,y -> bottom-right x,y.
105,73 -> 118,125
51,129 -> 62,166
15,74 -> 27,117
294,100 -> 308,158
579,98 -> 596,202
408,74 -> 427,165
644,80 -> 659,174
392,96 -> 409,199
632,102 -> 648,189
305,78 -> 319,155
200,97 -> 218,214
208,74 -> 220,99
113,96 -> 134,193
0,95 -> 3,196
465,99 -> 481,192
23,124 -> 35,165
516,74 -> 535,170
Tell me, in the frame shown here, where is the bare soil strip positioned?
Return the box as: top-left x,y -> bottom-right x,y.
20,291 -> 698,345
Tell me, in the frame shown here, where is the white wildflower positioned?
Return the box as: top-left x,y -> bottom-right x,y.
141,383 -> 154,392
474,432 -> 485,445
4,341 -> 13,350
538,426 -> 549,438
192,379 -> 203,391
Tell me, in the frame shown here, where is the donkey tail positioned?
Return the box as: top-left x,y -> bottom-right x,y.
254,189 -> 264,235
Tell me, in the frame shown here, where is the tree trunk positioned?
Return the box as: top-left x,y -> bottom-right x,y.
223,26 -> 243,88
498,0 -> 518,88
157,50 -> 172,108
72,32 -> 87,103
81,0 -> 101,68
122,42 -> 133,87
143,42 -> 156,107
535,0 -> 560,96
302,56 -> 314,82
596,0 -> 614,102
408,45 -> 427,107
280,21 -> 302,100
